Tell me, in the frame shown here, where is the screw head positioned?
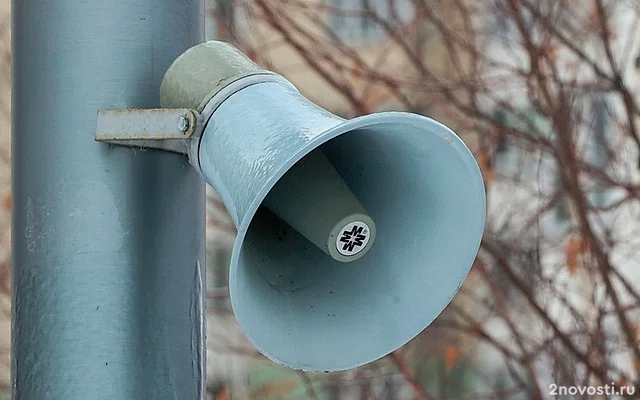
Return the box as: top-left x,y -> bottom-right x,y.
178,115 -> 190,133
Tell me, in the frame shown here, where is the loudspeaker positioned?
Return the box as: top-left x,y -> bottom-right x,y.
161,42 -> 486,372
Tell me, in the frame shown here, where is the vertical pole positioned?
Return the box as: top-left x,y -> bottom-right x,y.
12,1 -> 206,399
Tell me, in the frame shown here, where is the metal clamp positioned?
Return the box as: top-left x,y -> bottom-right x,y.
95,74 -> 297,175
95,108 -> 204,155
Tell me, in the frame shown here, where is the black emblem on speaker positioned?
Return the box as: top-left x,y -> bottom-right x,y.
339,225 -> 366,252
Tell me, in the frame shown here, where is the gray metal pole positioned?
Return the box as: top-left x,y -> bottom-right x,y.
12,1 -> 206,399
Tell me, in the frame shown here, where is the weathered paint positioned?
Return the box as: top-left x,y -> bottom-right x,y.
197,78 -> 486,372
160,41 -> 274,112
95,108 -> 200,155
12,1 -> 206,398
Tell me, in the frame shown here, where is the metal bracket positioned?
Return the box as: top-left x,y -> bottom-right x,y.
95,108 -> 204,155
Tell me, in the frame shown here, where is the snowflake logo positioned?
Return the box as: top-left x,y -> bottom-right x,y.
339,225 -> 367,252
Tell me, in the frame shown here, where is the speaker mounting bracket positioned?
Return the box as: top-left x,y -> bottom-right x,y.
95,108 -> 204,155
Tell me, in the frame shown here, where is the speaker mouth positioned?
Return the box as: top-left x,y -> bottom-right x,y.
227,111 -> 485,372
198,80 -> 485,372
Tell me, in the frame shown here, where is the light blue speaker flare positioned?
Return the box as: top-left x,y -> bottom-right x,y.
160,41 -> 486,372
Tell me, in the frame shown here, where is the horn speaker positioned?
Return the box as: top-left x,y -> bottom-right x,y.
160,42 -> 486,372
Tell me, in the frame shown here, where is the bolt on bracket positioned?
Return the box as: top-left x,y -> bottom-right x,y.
95,108 -> 204,155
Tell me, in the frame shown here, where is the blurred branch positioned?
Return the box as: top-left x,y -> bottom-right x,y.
389,351 -> 434,400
